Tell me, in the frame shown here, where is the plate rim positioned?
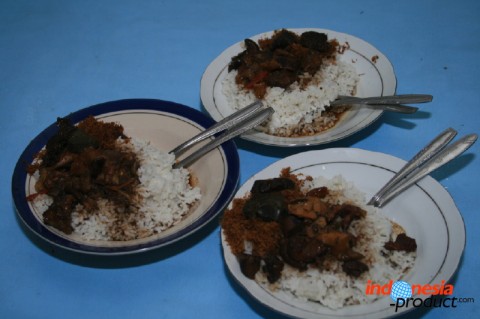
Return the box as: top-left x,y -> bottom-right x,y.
221,147 -> 465,319
11,98 -> 240,255
201,28 -> 397,147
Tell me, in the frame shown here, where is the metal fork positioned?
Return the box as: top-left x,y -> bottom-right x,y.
368,128 -> 477,208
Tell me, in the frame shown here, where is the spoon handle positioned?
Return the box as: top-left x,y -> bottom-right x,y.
374,133 -> 477,208
170,100 -> 263,157
367,127 -> 457,206
173,107 -> 274,168
332,94 -> 433,106
358,104 -> 419,113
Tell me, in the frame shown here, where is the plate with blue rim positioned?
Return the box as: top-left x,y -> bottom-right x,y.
12,99 -> 240,255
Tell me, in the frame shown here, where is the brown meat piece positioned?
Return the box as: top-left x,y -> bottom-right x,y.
43,194 -> 76,234
228,29 -> 339,99
243,192 -> 287,221
306,186 -> 329,199
336,250 -> 364,262
251,177 -> 295,194
384,233 -> 417,252
316,231 -> 354,257
28,116 -> 141,236
222,171 -> 376,285
299,31 -> 330,52
238,254 -> 261,279
262,255 -> 284,283
288,196 -> 328,220
278,214 -> 303,237
265,69 -> 297,89
305,216 -> 328,237
342,260 -> 369,277
281,235 -> 326,270
269,29 -> 298,50
335,204 -> 367,229
42,118 -> 77,166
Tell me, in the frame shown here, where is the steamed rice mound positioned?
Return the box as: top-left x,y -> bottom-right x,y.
222,32 -> 359,137
31,138 -> 201,241
223,174 -> 416,310
263,176 -> 415,309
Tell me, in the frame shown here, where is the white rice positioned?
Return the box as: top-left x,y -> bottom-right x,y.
31,138 -> 201,241
222,60 -> 359,135
254,175 -> 416,310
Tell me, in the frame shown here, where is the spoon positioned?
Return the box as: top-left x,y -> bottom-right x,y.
172,103 -> 273,168
171,100 -> 264,158
368,130 -> 477,207
331,94 -> 433,106
330,94 -> 433,114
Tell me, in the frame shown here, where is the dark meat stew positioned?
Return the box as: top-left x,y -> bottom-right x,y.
228,29 -> 339,99
27,116 -> 140,234
222,168 -> 417,283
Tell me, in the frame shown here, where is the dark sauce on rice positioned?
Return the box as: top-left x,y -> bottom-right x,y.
27,116 -> 141,235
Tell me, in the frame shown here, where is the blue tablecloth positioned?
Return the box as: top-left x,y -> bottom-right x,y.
1,1 -> 479,318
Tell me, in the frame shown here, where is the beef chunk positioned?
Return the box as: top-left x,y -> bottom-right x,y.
262,255 -> 284,283
265,70 -> 297,89
238,254 -> 261,279
335,204 -> 367,229
306,186 -> 329,199
43,194 -> 76,234
299,31 -> 330,52
251,178 -> 295,194
281,235 -> 326,270
384,233 -> 417,252
243,192 -> 287,221
270,29 -> 298,50
342,260 -> 369,277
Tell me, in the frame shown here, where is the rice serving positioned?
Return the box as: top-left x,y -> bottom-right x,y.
222,29 -> 359,137
222,172 -> 416,310
257,175 -> 415,309
29,117 -> 201,241
223,62 -> 358,136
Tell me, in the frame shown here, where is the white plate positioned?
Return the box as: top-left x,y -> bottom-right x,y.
12,99 -> 240,255
221,148 -> 465,318
201,28 -> 397,147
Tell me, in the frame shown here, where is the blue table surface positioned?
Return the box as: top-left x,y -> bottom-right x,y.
1,1 -> 479,318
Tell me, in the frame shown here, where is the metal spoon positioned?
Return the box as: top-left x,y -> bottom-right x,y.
330,94 -> 433,114
171,100 -> 264,157
331,94 -> 433,106
367,127 -> 458,206
338,104 -> 420,114
369,131 -> 477,208
172,105 -> 273,169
